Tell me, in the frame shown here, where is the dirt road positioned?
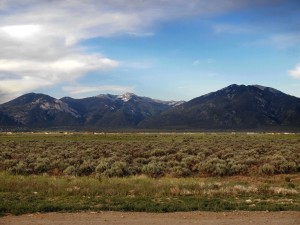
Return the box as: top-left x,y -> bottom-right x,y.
1,211 -> 300,225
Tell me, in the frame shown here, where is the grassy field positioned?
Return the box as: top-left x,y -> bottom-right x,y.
0,132 -> 299,215
1,172 -> 299,215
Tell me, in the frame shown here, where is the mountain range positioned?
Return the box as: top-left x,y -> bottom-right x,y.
1,84 -> 300,131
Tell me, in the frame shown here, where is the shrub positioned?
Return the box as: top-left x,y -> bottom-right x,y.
229,163 -> 248,175
78,161 -> 94,176
95,160 -> 110,173
33,158 -> 50,174
142,162 -> 165,178
151,149 -> 166,157
278,162 -> 297,174
63,166 -> 76,176
264,155 -> 297,174
182,156 -> 200,172
9,161 -> 30,175
259,163 -> 275,175
269,155 -> 288,173
169,166 -> 191,177
104,161 -> 129,177
201,158 -> 228,176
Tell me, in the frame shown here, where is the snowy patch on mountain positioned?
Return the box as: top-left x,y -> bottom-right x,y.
117,93 -> 136,102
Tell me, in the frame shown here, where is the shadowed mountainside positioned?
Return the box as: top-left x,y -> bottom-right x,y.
1,84 -> 300,130
139,84 -> 300,130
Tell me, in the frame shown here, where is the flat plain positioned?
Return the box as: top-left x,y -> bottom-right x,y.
0,132 -> 299,215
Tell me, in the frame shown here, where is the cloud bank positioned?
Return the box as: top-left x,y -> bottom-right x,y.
0,0 -> 294,102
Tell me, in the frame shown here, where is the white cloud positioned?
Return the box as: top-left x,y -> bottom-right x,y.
289,64 -> 300,79
0,20 -> 119,102
0,0 -> 291,102
0,1 -> 282,43
63,85 -> 134,95
0,55 -> 118,74
1,24 -> 41,39
0,53 -> 119,102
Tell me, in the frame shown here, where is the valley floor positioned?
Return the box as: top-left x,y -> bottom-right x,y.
1,211 -> 300,225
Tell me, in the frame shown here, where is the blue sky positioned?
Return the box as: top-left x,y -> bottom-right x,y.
0,0 -> 299,103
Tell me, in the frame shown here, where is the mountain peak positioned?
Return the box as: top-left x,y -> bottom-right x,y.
217,84 -> 282,96
2,92 -> 54,107
220,84 -> 241,92
117,92 -> 136,102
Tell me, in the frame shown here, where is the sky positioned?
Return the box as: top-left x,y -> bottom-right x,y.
0,0 -> 300,103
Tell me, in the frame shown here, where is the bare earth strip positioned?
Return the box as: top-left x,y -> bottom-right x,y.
1,211 -> 299,225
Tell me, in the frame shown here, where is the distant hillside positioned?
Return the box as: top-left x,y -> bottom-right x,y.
60,93 -> 182,128
0,93 -> 82,128
1,85 -> 300,131
140,84 -> 300,130
0,92 -> 182,129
